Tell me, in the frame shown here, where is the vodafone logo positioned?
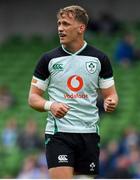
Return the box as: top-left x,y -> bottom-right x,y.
67,75 -> 83,92
65,75 -> 88,99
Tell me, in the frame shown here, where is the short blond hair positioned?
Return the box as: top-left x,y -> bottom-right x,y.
57,5 -> 89,26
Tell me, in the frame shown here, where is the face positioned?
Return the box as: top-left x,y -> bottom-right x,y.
57,13 -> 85,45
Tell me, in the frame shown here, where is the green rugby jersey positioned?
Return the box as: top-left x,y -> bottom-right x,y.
32,42 -> 114,134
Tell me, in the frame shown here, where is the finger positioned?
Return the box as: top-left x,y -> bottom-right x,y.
105,102 -> 116,107
61,107 -> 69,114
107,105 -> 115,109
106,109 -> 115,112
59,105 -> 70,113
108,101 -> 116,105
61,103 -> 70,110
105,106 -> 115,112
105,99 -> 115,104
106,103 -> 116,108
106,105 -> 116,110
53,107 -> 68,117
55,112 -> 65,118
104,103 -> 115,110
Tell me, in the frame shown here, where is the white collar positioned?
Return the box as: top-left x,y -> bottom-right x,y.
62,41 -> 87,55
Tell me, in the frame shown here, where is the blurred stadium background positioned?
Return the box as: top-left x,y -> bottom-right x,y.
0,0 -> 140,178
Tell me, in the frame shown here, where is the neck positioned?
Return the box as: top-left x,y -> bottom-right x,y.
62,39 -> 85,53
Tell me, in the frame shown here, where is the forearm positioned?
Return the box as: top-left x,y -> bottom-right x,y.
28,93 -> 46,112
28,93 -> 70,118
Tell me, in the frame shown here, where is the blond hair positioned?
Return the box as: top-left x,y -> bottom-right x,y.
57,5 -> 89,26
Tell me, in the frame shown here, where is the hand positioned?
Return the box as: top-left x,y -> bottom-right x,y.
104,97 -> 117,112
50,102 -> 70,118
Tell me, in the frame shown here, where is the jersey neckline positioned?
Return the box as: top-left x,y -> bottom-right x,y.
61,41 -> 87,55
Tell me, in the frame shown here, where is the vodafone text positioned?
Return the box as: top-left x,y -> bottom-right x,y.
64,93 -> 88,99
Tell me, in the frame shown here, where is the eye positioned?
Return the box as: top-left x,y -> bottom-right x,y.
57,21 -> 61,26
57,20 -> 71,27
63,21 -> 70,26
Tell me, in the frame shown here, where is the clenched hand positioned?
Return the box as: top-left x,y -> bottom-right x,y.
50,102 -> 70,118
104,97 -> 117,112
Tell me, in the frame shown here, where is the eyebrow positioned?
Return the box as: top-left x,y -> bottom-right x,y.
57,19 -> 69,24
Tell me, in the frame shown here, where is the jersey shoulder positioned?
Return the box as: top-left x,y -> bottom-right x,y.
33,47 -> 68,80
81,44 -> 113,79
80,44 -> 108,61
43,46 -> 68,61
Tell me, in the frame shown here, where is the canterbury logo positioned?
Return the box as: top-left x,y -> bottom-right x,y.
67,75 -> 83,92
58,155 -> 68,162
52,63 -> 63,70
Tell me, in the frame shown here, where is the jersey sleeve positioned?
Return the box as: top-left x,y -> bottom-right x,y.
99,55 -> 114,89
31,54 -> 50,91
34,54 -> 50,80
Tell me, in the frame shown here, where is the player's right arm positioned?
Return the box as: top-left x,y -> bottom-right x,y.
28,53 -> 69,117
28,83 -> 47,112
28,78 -> 69,117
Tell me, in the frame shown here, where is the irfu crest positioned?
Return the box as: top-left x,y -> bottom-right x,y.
86,62 -> 97,73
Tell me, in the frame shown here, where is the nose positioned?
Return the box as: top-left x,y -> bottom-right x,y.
58,24 -> 64,32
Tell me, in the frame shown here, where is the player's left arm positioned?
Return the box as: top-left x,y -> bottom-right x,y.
98,53 -> 119,112
100,85 -> 118,112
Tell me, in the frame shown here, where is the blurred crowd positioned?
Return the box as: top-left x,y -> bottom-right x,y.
17,152 -> 49,179
0,118 -> 140,179
98,127 -> 140,179
87,12 -> 121,36
114,33 -> 140,68
0,86 -> 16,111
0,118 -> 49,179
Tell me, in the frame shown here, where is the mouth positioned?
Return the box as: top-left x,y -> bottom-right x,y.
58,32 -> 66,38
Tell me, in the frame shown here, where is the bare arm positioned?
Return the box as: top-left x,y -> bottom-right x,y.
28,85 -> 47,112
100,85 -> 118,112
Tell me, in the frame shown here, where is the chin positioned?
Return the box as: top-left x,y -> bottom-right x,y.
60,39 -> 71,46
60,41 -> 67,46
60,37 -> 70,43
60,38 -> 65,42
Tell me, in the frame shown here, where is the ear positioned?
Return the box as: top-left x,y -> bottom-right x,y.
79,24 -> 86,34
